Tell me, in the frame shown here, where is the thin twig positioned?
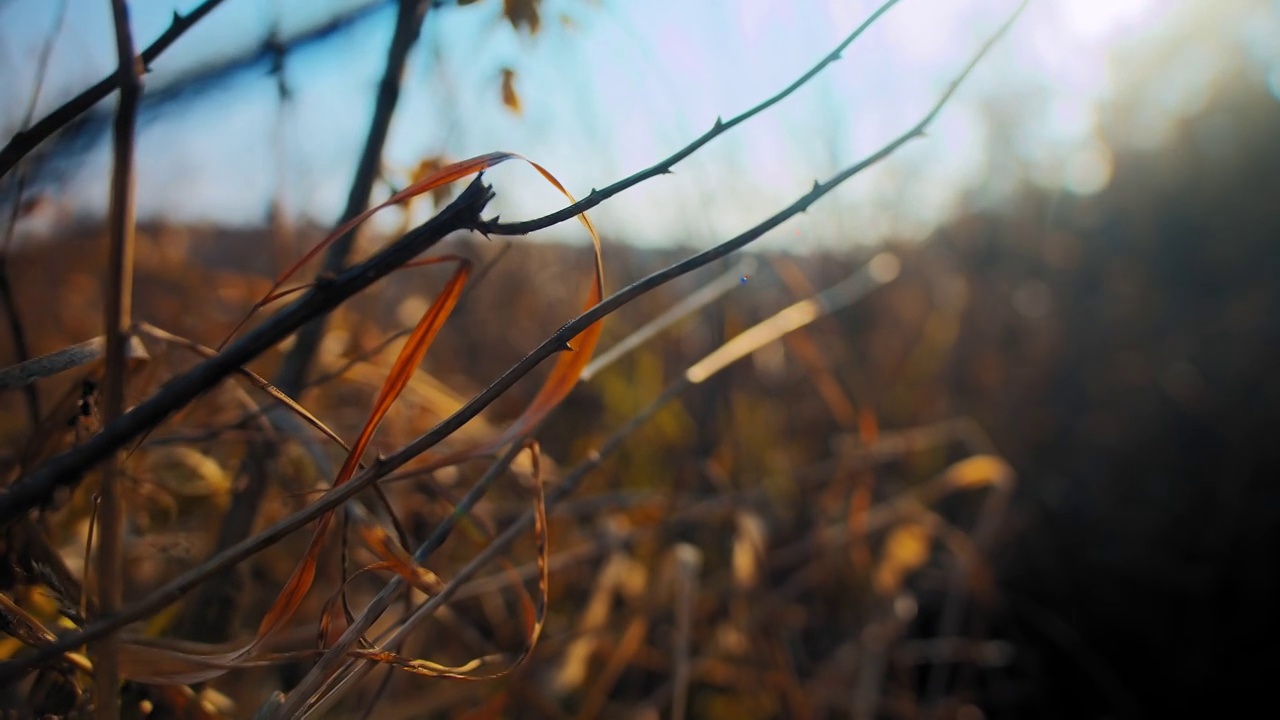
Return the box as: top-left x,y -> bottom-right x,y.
474,0 -> 906,237
274,0 -> 432,398
95,0 -> 142,715
0,0 -> 227,181
580,258 -> 756,382
0,0 -> 67,427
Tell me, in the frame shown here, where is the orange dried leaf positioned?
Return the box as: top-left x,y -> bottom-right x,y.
221,151 -> 513,348
943,454 -> 1014,490
256,259 -> 471,642
359,524 -> 446,595
501,68 -> 523,115
873,522 -> 933,596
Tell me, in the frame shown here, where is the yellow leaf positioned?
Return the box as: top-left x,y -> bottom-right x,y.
144,447 -> 230,498
873,522 -> 933,595
943,454 -> 1014,490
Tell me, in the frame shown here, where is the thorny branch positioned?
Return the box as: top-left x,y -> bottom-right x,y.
473,0 -> 907,237
0,0 -> 228,181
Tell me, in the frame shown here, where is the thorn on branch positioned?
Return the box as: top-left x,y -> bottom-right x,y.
713,116 -> 724,129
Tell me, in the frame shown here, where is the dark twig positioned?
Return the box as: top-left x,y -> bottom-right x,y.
303,238 -> 514,391
0,0 -> 66,428
274,441 -> 529,718
0,255 -> 38,427
0,0 -> 227,181
0,179 -> 491,531
95,0 -> 143,714
474,0 -> 906,238
275,0 -> 432,398
0,1 -> 1023,682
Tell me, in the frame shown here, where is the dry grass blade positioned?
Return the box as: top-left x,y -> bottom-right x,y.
133,322 -> 349,452
338,443 -> 547,685
289,443 -> 550,718
357,524 -> 447,596
0,593 -> 57,648
222,153 -> 511,347
112,258 -> 472,686
253,258 -> 470,645
685,253 -> 899,384
581,258 -> 756,382
0,179 -> 489,535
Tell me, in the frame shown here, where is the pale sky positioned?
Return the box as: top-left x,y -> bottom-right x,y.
1,0 -> 1277,248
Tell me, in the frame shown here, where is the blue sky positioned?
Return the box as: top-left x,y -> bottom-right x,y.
1,0 -> 1277,248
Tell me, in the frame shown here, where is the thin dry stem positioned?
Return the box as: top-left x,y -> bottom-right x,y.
95,0 -> 142,715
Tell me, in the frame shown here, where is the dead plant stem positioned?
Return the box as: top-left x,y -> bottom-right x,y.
94,0 -> 142,716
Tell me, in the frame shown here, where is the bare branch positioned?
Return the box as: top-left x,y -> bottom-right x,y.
0,0 -> 228,180
475,0 -> 907,237
274,0 -> 432,398
95,0 -> 143,713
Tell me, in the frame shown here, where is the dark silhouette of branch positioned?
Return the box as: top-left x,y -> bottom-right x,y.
0,1 -> 1024,682
275,0 -> 432,398
474,0 -> 906,238
0,0 -> 65,427
0,179 -> 491,532
3,2 -> 404,187
0,0 -> 228,181
171,0 -> 430,652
